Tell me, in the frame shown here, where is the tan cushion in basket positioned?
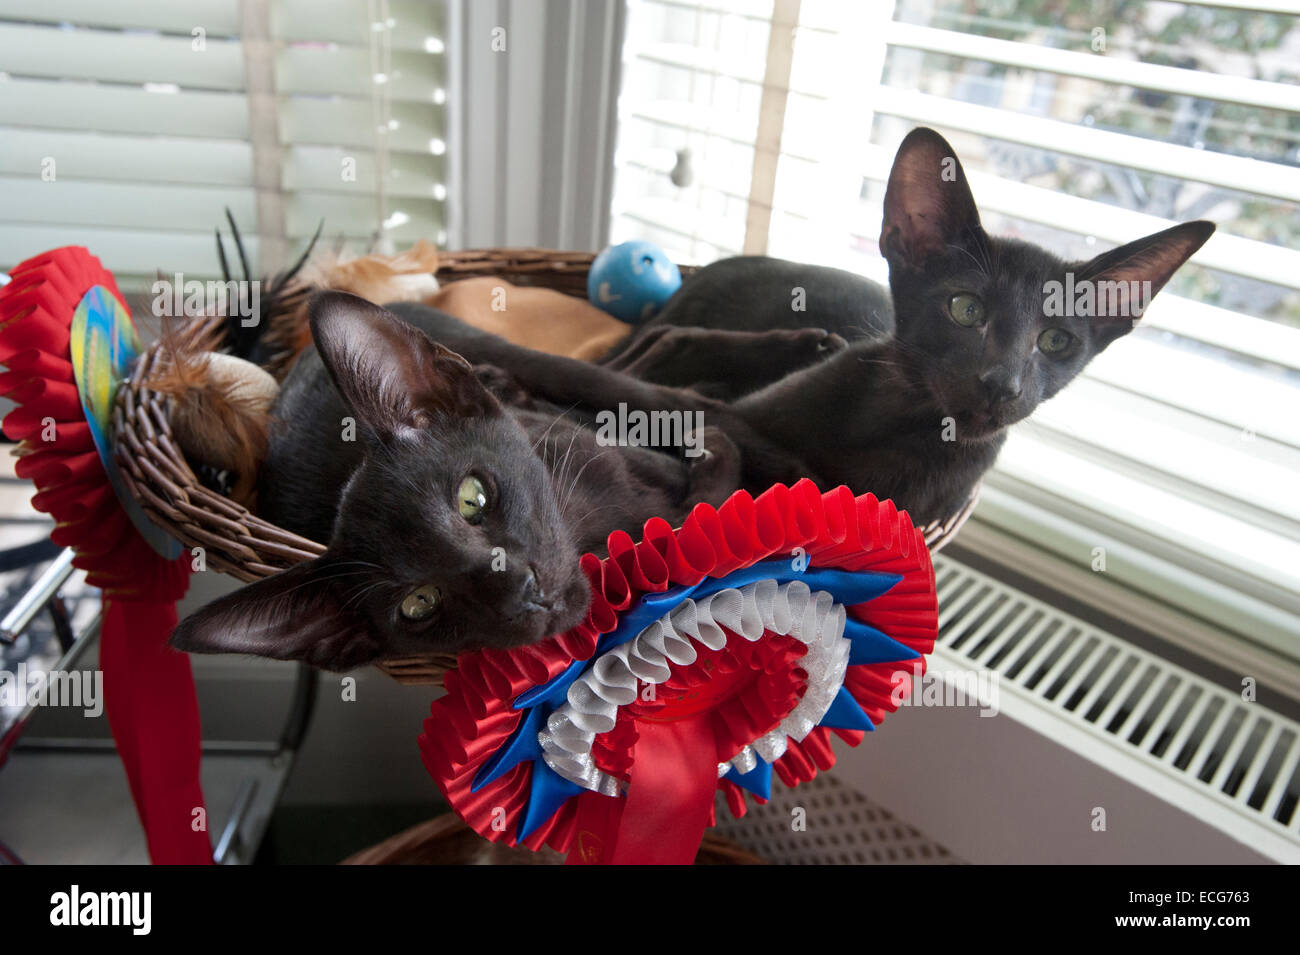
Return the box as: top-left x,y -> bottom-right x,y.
426,276 -> 633,361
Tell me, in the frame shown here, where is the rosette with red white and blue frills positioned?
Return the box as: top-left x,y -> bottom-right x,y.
0,247 -> 205,864
0,246 -> 188,600
419,480 -> 937,864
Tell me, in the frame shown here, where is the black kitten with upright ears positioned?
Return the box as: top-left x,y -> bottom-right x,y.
171,292 -> 592,670
171,292 -> 741,671
598,127 -> 1216,522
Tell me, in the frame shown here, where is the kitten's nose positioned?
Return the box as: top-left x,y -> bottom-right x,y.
517,564 -> 549,611
979,368 -> 1021,405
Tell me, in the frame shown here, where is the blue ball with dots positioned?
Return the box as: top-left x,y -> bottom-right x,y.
587,240 -> 682,324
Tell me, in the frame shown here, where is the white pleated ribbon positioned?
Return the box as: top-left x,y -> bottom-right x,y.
538,579 -> 850,795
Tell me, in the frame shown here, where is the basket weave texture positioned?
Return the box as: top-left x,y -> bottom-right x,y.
113,248 -> 978,685
339,813 -> 765,865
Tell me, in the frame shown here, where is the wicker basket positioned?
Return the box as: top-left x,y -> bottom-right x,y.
113,248 -> 979,686
339,813 -> 765,865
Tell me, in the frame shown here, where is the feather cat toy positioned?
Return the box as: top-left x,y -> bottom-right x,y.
148,328 -> 278,508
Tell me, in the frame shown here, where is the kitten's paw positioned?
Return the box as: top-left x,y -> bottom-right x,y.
775,326 -> 846,357
474,364 -> 534,407
818,331 -> 849,354
604,325 -> 674,369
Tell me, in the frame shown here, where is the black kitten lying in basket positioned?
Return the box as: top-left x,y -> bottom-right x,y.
171,292 -> 741,671
409,127 -> 1214,526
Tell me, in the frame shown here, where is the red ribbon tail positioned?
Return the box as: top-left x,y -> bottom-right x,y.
565,715 -> 717,865
565,791 -> 627,865
100,598 -> 212,865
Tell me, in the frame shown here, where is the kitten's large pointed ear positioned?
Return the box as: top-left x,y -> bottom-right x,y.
1077,220 -> 1215,326
308,289 -> 501,440
880,127 -> 984,269
1075,220 -> 1214,350
170,557 -> 381,671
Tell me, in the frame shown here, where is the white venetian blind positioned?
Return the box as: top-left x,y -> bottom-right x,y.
611,0 -> 1300,661
0,0 -> 447,290
609,0 -> 775,261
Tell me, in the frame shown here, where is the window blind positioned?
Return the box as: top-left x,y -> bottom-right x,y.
609,0 -> 777,262
610,0 -> 1300,662
0,0 -> 447,291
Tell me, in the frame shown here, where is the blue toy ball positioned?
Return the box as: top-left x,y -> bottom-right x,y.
587,240 -> 682,324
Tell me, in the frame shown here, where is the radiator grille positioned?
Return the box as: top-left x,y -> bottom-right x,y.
932,555 -> 1300,842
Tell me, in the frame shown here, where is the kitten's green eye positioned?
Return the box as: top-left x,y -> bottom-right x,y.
400,583 -> 441,621
947,293 -> 986,328
1038,328 -> 1074,355
457,475 -> 488,524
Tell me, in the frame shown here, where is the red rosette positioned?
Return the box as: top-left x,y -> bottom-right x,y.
1,247 -> 208,863
0,247 -> 189,601
419,480 -> 938,859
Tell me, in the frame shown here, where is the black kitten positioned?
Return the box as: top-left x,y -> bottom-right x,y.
597,127 -> 1215,522
171,292 -> 739,670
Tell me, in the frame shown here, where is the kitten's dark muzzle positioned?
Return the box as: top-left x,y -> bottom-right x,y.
495,562 -> 590,639
516,564 -> 548,612
543,568 -> 594,636
979,368 -> 1022,406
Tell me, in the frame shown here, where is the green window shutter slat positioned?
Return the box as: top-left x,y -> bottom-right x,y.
0,0 -> 241,36
278,46 -> 440,102
272,0 -> 442,52
280,98 -> 443,152
0,22 -> 244,89
0,77 -> 249,138
0,129 -> 254,185
0,176 -> 256,233
286,192 -> 441,241
283,146 -> 442,199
